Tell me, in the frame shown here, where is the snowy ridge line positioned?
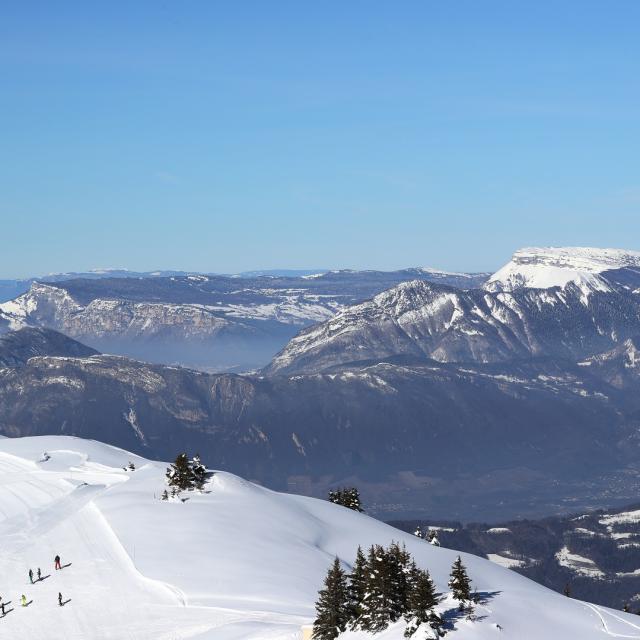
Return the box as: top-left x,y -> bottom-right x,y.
2,435 -> 640,638
485,246 -> 640,294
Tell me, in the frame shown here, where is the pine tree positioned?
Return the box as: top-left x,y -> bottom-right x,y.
345,487 -> 364,512
404,568 -> 443,638
359,545 -> 389,632
312,558 -> 350,640
166,453 -> 194,491
328,487 -> 364,512
191,454 -> 207,490
347,546 -> 368,629
161,489 -> 169,501
387,542 -> 412,617
448,556 -> 472,609
359,543 -> 408,633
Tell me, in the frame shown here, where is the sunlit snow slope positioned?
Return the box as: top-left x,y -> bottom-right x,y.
1,436 -> 639,639
485,246 -> 640,292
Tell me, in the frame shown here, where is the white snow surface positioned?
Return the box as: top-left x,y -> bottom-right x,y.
485,246 -> 640,293
1,436 -> 639,639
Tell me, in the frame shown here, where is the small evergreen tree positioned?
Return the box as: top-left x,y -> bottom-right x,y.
359,543 -> 407,633
344,487 -> 363,512
448,556 -> 472,609
387,542 -> 412,617
128,461 -> 136,471
161,489 -> 169,501
312,558 -> 350,640
563,583 -> 571,598
328,487 -> 364,512
404,568 -> 443,638
191,454 -> 207,490
347,546 -> 368,629
166,453 -> 194,491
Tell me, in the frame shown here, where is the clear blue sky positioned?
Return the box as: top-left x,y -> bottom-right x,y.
2,1 -> 639,278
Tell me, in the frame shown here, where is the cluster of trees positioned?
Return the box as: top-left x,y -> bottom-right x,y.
413,526 -> 441,547
162,453 -> 207,498
313,543 -> 475,640
328,487 -> 363,512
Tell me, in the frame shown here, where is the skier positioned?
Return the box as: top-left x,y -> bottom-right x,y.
54,554 -> 61,570
29,568 -> 33,584
0,601 -> 4,616
58,592 -> 63,607
37,567 -> 41,581
21,595 -> 27,607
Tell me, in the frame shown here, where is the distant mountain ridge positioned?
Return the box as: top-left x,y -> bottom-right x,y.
0,267 -> 489,371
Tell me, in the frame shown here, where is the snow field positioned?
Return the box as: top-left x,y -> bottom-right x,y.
1,436 -> 640,639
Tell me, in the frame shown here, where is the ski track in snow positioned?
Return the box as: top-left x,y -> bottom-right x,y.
0,450 -> 303,639
583,602 -> 640,638
4,437 -> 640,639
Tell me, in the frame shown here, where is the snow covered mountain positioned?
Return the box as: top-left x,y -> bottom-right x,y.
485,246 -> 640,293
0,269 -> 488,371
0,434 -> 638,640
265,278 -> 640,375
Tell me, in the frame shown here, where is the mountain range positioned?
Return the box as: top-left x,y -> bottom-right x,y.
1,247 -> 640,520
0,268 -> 489,371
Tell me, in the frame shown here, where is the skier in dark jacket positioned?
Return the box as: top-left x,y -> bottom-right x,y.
37,567 -> 41,581
54,555 -> 61,570
28,569 -> 33,584
58,592 -> 63,607
1,601 -> 5,616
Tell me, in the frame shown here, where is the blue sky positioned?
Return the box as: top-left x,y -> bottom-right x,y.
1,1 -> 639,277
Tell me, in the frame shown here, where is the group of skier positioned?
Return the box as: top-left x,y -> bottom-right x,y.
0,554 -> 68,618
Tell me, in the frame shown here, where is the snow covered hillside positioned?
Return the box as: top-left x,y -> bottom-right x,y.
0,436 -> 639,639
485,246 -> 640,293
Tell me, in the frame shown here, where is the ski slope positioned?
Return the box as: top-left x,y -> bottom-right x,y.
1,436 -> 639,639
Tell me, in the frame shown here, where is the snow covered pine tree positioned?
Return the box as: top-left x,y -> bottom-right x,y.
312,557 -> 350,640
347,546 -> 368,630
359,543 -> 408,632
327,487 -> 363,512
191,454 -> 207,490
166,453 -> 194,491
404,567 -> 444,638
448,556 -> 472,611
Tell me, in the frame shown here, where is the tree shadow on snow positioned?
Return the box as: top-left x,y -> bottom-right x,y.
441,591 -> 501,630
475,590 -> 501,605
